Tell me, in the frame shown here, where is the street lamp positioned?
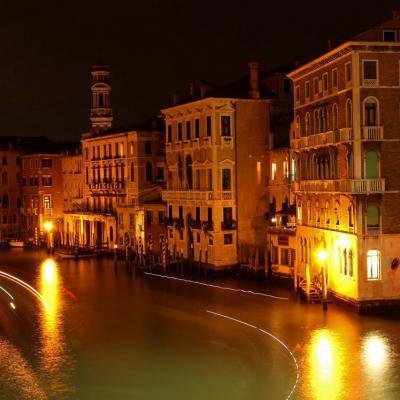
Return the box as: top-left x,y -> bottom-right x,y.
317,248 -> 328,311
44,221 -> 53,253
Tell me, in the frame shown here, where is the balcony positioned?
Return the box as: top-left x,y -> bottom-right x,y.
296,179 -> 385,194
362,78 -> 378,87
339,128 -> 353,141
202,221 -> 214,232
189,219 -> 202,229
362,126 -> 383,141
221,220 -> 237,230
162,190 -> 234,202
44,208 -> 53,215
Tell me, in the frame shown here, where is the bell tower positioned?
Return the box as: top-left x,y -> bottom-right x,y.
90,61 -> 113,133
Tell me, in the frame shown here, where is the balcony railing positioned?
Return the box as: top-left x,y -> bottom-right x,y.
362,78 -> 378,87
44,208 -> 53,215
296,179 -> 385,194
162,190 -> 234,201
362,126 -> 383,141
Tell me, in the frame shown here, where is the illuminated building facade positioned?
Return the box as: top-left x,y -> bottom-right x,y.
0,145 -> 22,240
61,149 -> 83,213
21,154 -> 63,243
162,63 -> 293,269
289,13 -> 400,307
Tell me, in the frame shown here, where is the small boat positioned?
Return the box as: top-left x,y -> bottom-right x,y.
9,240 -> 24,248
55,250 -> 96,259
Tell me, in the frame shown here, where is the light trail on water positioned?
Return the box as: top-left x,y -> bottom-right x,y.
206,310 -> 300,400
144,272 -> 289,300
0,270 -> 49,309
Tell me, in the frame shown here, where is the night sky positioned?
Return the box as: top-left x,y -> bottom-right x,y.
1,0 -> 399,140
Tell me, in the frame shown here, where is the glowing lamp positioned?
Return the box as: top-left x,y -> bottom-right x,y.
317,249 -> 327,262
44,221 -> 53,232
271,217 -> 277,224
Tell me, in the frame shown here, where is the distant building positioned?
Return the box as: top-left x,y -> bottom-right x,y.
162,62 -> 294,270
63,62 -> 167,253
289,12 -> 400,308
21,154 -> 63,243
0,143 -> 22,240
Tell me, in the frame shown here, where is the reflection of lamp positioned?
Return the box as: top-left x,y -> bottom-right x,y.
44,221 -> 53,252
317,248 -> 328,311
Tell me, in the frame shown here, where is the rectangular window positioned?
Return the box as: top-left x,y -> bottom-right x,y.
195,206 -> 200,221
223,207 -> 232,222
322,73 -> 328,92
168,205 -> 173,217
42,158 -> 52,168
129,213 -> 135,227
271,162 -> 277,180
178,206 -> 183,220
305,81 -> 310,98
383,30 -> 396,42
43,195 -> 51,209
345,62 -> 352,82
363,60 -> 378,80
367,249 -> 381,280
145,210 -> 153,225
224,234 -> 233,245
145,140 -> 152,155
115,143 -> 119,157
221,116 -> 231,136
206,116 -> 212,137
295,86 -> 300,102
167,125 -> 172,143
158,210 -> 165,224
313,78 -> 319,95
156,167 -> 164,181
222,169 -> 231,190
281,248 -> 289,266
195,119 -> 200,138
85,148 -> 89,160
178,122 -> 183,141
207,207 -> 213,223
186,121 -> 191,140
332,69 -> 338,88
283,160 -> 289,179
42,176 -> 52,186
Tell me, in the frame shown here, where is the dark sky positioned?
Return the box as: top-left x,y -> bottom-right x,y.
1,0 -> 399,140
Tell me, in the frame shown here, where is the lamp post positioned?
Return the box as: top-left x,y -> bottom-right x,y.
317,248 -> 328,311
43,221 -> 53,254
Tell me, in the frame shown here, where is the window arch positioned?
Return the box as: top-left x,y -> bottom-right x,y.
305,113 -> 311,135
335,200 -> 340,226
346,99 -> 353,128
363,97 -> 379,126
2,194 -> 8,208
332,103 -> 339,130
295,115 -> 301,138
145,162 -> 153,182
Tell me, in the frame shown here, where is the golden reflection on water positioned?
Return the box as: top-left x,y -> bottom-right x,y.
37,258 -> 70,395
307,329 -> 344,400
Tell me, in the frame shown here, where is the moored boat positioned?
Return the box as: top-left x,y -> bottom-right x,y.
9,240 -> 24,248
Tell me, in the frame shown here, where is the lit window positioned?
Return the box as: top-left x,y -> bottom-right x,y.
367,249 -> 381,280
283,160 -> 289,179
271,162 -> 277,180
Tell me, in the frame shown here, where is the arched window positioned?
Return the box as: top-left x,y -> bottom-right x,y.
110,226 -> 114,242
347,148 -> 354,179
2,194 -> 8,208
98,93 -> 104,108
130,162 -> 134,182
367,205 -> 379,227
332,103 -> 339,130
367,249 -> 381,280
316,201 -> 320,223
297,201 -> 302,223
145,162 -> 153,182
348,204 -> 354,228
335,200 -> 340,226
295,115 -> 301,138
338,246 -> 343,273
346,99 -> 353,128
364,98 -> 378,126
348,250 -> 353,277
325,201 -> 330,225
186,155 -> 193,189
343,249 -> 348,275
314,110 -> 319,134
2,172 -> 7,185
121,164 -> 125,181
305,113 -> 311,135
365,150 -> 379,179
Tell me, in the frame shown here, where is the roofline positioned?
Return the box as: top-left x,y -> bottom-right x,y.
21,153 -> 63,158
82,130 -> 162,142
288,40 -> 400,79
161,96 -> 269,114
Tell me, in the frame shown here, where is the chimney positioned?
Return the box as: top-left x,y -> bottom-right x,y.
393,10 -> 400,20
248,62 -> 261,99
172,94 -> 180,105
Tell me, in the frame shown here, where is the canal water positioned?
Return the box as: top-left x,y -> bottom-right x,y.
0,249 -> 399,400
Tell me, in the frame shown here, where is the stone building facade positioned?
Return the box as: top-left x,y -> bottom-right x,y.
289,14 -> 400,307
162,63 -> 294,269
